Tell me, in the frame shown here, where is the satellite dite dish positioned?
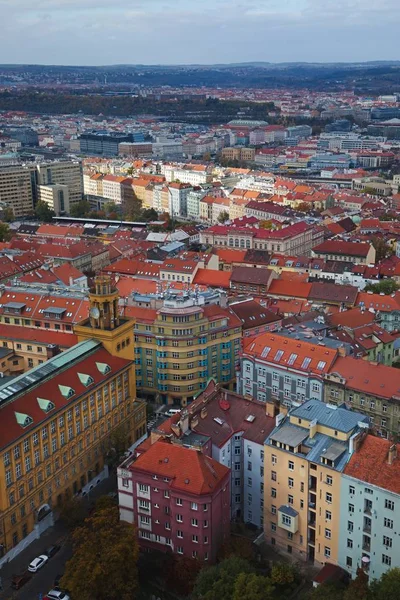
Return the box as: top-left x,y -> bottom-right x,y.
90,307 -> 100,319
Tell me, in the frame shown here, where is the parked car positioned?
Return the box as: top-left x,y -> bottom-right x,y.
11,571 -> 32,589
28,554 -> 49,572
47,589 -> 70,600
54,574 -> 63,588
45,544 -> 61,558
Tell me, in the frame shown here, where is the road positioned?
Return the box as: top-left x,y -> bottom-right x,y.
0,473 -> 117,600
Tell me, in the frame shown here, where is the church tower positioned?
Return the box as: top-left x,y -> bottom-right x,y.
88,275 -> 120,331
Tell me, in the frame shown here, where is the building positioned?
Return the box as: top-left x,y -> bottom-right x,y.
79,132 -> 134,156
36,162 -> 83,210
0,164 -> 34,217
168,183 -> 192,218
239,332 -> 338,406
37,184 -> 70,216
312,241 -> 376,266
229,298 -> 282,338
126,290 -> 242,406
118,142 -> 153,158
0,273 -> 146,562
118,439 -> 230,562
339,436 -> 400,580
264,400 -> 369,566
230,266 -> 275,298
221,147 -> 256,162
102,175 -> 130,205
324,356 -> 400,439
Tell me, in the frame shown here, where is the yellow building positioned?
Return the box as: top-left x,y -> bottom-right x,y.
263,400 -> 369,566
0,277 -> 146,559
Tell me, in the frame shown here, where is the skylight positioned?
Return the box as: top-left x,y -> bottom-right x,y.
316,361 -> 327,370
37,398 -> 55,413
301,357 -> 312,369
59,385 -> 75,399
261,346 -> 271,358
96,362 -> 111,375
78,373 -> 94,386
287,353 -> 298,366
274,350 -> 284,361
15,412 -> 33,428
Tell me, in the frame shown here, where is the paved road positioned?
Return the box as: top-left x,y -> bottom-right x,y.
0,473 -> 117,600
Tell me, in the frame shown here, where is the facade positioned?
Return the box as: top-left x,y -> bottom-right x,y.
168,183 -> 192,218
38,184 -> 70,216
128,291 -> 242,406
312,241 -> 376,266
221,147 -> 256,162
36,161 -> 83,210
264,400 -> 369,566
0,164 -> 34,217
118,440 -> 230,562
239,332 -> 338,407
339,436 -> 400,580
324,356 -> 400,439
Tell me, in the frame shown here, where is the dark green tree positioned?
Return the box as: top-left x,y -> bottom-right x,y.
70,200 -> 91,218
370,567 -> 400,600
364,279 -> 399,295
35,201 -> 55,222
217,210 -> 230,224
0,222 -> 11,242
233,572 -> 274,600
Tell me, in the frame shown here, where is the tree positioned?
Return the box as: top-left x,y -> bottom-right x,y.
307,582 -> 346,600
140,207 -> 158,222
193,557 -> 253,600
0,222 -> 11,242
343,568 -> 369,600
297,202 -> 312,213
61,506 -> 138,600
217,210 -> 230,224
2,207 -> 14,222
233,572 -> 274,600
35,201 -> 55,222
270,563 -> 297,586
104,201 -> 118,215
59,496 -> 86,530
164,555 -> 202,596
94,494 -> 117,512
123,194 -> 142,221
365,279 -> 399,295
371,236 -> 392,261
70,200 -> 91,218
370,567 -> 400,600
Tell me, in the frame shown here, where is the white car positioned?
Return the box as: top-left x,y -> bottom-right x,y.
47,590 -> 70,600
28,554 -> 49,572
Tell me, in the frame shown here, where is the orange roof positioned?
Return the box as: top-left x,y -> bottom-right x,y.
124,305 -> 157,323
356,291 -> 400,312
344,436 -> 400,495
329,307 -> 375,329
268,279 -> 312,299
243,331 -> 338,375
278,271 -> 309,283
0,324 -> 77,347
193,268 -> 231,289
215,248 -> 247,264
329,356 -> 400,400
130,440 -> 229,496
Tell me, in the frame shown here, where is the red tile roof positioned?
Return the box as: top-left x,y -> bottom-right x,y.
268,279 -> 312,299
0,324 -> 77,346
344,435 -> 400,495
328,356 -> 400,400
313,240 -> 372,258
193,268 -> 231,289
130,440 -> 229,495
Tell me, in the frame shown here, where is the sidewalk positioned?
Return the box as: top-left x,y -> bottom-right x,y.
0,472 -> 117,596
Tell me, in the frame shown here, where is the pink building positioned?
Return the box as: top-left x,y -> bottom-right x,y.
118,440 -> 231,562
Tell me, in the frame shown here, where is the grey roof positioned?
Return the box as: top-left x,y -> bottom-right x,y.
43,306 -> 66,315
291,399 -> 368,432
269,424 -> 309,447
3,302 -> 26,310
279,505 -> 298,517
323,441 -> 346,462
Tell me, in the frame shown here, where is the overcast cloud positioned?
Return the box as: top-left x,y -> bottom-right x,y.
1,0 -> 399,65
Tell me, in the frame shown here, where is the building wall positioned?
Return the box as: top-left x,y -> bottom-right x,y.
0,165 -> 34,217
338,475 -> 400,580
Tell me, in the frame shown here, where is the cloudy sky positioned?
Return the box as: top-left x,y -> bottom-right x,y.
1,0 -> 399,65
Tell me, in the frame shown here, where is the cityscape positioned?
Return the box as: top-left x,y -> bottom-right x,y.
1,35 -> 400,600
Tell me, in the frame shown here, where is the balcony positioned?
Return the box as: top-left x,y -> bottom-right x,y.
362,539 -> 371,553
308,492 -> 316,509
308,514 -> 316,528
309,476 -> 317,492
363,523 -> 371,534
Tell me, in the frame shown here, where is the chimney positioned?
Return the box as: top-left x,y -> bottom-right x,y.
201,407 -> 207,419
309,419 -> 318,439
388,443 -> 397,465
46,344 -> 60,359
179,410 -> 190,435
265,400 -> 277,418
337,345 -> 347,358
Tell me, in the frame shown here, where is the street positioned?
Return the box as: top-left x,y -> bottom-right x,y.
0,473 -> 118,600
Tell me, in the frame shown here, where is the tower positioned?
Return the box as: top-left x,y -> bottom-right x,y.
88,275 -> 120,330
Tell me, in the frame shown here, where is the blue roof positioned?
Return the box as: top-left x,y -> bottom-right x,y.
279,505 -> 298,517
291,399 -> 368,432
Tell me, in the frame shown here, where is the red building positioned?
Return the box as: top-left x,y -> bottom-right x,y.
118,440 -> 230,562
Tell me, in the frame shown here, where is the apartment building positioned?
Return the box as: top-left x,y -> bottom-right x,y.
239,332 -> 338,407
0,164 -> 34,217
128,291 -> 242,406
164,166 -> 212,187
324,356 -> 400,439
221,147 -> 256,162
339,436 -> 400,580
264,400 -> 369,566
168,183 -> 192,218
312,241 -> 376,266
118,440 -> 230,562
102,175 -> 129,205
37,184 -> 70,216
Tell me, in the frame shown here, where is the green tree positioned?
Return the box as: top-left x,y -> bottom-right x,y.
217,210 -> 230,224
70,200 -> 91,218
365,279 -> 399,295
140,207 -> 158,221
270,563 -> 297,586
307,582 -> 346,600
370,567 -> 400,600
193,557 -> 253,600
233,572 -> 274,600
61,506 -> 138,600
59,496 -> 86,530
0,222 -> 11,242
371,236 -> 392,261
123,193 -> 142,221
343,568 -> 369,600
94,494 -> 117,512
2,207 -> 14,222
35,201 -> 55,222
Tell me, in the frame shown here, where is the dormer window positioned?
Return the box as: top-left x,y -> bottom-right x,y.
96,362 -> 111,375
37,398 -> 55,413
15,412 -> 33,428
78,373 -> 94,387
59,385 -> 75,399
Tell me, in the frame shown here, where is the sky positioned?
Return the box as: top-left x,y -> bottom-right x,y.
1,0 -> 399,65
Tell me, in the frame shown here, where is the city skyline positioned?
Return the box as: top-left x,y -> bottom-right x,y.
2,0 -> 399,65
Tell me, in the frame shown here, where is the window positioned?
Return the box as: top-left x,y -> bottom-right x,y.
382,554 -> 392,566
325,510 -> 332,521
288,477 -> 294,488
348,503 -> 354,514
349,485 -> 355,495
271,505 -> 277,515
348,521 -> 354,532
176,514 -> 183,522
288,495 -> 294,505
325,528 -> 331,539
271,488 -> 276,498
271,523 -> 277,532
326,475 -> 333,486
191,518 -> 198,527
271,471 -> 277,481
282,515 -> 292,527
176,498 -> 183,506
324,547 -> 331,558
164,490 -> 170,498
384,518 -> 393,529
271,454 -> 277,465
347,538 -> 353,548
385,499 -> 395,511
192,535 -> 198,543
383,535 -> 392,547
288,460 -> 294,471
326,492 -> 332,503
346,557 -> 353,568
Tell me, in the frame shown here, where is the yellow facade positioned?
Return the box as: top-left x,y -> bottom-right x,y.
0,277 -> 146,557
